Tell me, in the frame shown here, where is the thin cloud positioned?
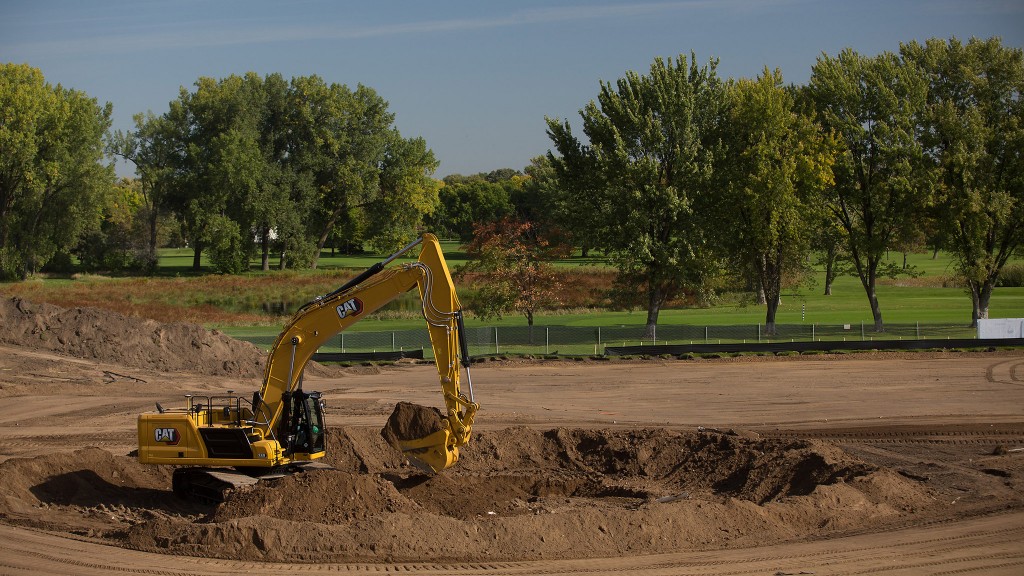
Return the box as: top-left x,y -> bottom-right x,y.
7,1 -> 798,57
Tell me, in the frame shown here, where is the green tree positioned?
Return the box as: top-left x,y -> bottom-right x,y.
902,37 -> 1024,326
428,177 -> 512,240
162,75 -> 255,271
806,49 -> 931,331
110,111 -> 179,272
547,53 -> 727,337
74,177 -> 147,272
719,69 -> 836,334
0,63 -> 114,279
290,77 -> 392,267
363,132 -> 440,252
516,156 -> 579,256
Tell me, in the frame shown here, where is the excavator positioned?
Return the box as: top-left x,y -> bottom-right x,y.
136,234 -> 479,502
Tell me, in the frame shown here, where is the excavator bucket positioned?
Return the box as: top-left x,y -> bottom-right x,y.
380,402 -> 459,473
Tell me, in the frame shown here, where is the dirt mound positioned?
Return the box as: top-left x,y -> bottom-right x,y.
0,297 -> 264,377
0,426 -> 921,562
380,401 -> 445,448
213,470 -> 420,524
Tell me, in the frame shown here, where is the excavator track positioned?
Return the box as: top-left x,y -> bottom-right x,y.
172,462 -> 334,504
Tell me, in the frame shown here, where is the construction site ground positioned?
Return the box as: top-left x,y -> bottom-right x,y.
0,297 -> 1022,575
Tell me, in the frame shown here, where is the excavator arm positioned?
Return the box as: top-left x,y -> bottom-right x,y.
256,233 -> 478,470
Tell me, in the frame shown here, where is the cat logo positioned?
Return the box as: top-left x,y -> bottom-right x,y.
336,297 -> 363,319
154,427 -> 180,445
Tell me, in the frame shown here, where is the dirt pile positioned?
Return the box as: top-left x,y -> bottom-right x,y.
0,297 -> 264,377
0,425 -> 940,563
380,401 -> 445,448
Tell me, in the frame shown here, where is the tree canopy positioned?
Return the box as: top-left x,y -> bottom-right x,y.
806,48 -> 931,331
902,37 -> 1024,326
547,53 -> 728,337
0,63 -> 114,279
717,68 -> 835,334
122,72 -> 439,272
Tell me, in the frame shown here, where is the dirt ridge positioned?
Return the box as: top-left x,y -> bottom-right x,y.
0,297 -> 266,377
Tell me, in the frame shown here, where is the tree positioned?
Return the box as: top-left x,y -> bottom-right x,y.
519,155 -> 591,257
428,177 -> 512,240
109,111 -> 179,272
806,49 -> 931,331
718,69 -> 835,334
363,133 -> 440,252
0,63 -> 114,279
902,37 -> 1024,326
290,77 -> 391,267
547,53 -> 727,337
73,177 -> 148,272
462,218 -> 567,327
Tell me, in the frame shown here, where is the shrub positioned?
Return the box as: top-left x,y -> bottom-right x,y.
996,264 -> 1024,287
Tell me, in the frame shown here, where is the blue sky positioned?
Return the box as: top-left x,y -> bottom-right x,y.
3,1 -> 1023,177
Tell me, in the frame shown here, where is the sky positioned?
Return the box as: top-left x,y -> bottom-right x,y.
3,1 -> 1023,178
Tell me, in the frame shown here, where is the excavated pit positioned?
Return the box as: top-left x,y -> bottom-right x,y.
0,425 -> 935,563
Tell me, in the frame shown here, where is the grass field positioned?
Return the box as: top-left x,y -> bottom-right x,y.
213,249 -> 1024,348
3,244 -> 1022,352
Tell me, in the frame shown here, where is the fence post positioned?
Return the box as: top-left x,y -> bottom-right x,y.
757,323 -> 761,342
705,326 -> 709,343
861,321 -> 865,341
341,333 -> 345,352
495,327 -> 499,354
392,332 -> 396,351
812,323 -> 815,341
546,327 -> 549,355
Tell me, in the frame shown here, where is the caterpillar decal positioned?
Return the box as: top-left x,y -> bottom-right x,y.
154,427 -> 180,445
336,297 -> 363,319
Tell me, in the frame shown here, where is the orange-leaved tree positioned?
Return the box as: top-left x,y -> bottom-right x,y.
461,218 -> 570,328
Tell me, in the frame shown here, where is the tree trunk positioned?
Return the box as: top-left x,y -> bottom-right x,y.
764,296 -> 780,337
970,280 -> 993,328
260,227 -> 270,271
146,206 -> 159,273
191,240 -> 203,271
312,206 -> 344,270
854,253 -> 884,332
822,245 -> 836,296
761,252 -> 783,336
643,282 -> 663,340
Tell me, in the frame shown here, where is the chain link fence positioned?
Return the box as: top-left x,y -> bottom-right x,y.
239,322 -> 980,359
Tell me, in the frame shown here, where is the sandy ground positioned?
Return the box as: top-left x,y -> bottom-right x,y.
0,298 -> 1022,574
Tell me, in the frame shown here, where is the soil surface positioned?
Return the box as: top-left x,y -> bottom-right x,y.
0,299 -> 1022,574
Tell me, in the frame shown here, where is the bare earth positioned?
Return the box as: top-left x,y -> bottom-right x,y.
0,297 -> 1022,575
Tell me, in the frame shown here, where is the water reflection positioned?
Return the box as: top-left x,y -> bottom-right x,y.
254,289 -> 422,317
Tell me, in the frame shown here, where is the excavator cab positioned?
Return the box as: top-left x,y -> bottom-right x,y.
278,390 -> 326,457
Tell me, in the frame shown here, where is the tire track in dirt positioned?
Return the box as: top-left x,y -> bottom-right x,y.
3,514 -> 1023,575
986,357 -> 1024,387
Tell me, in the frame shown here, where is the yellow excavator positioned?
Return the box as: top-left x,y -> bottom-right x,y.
136,234 -> 478,501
